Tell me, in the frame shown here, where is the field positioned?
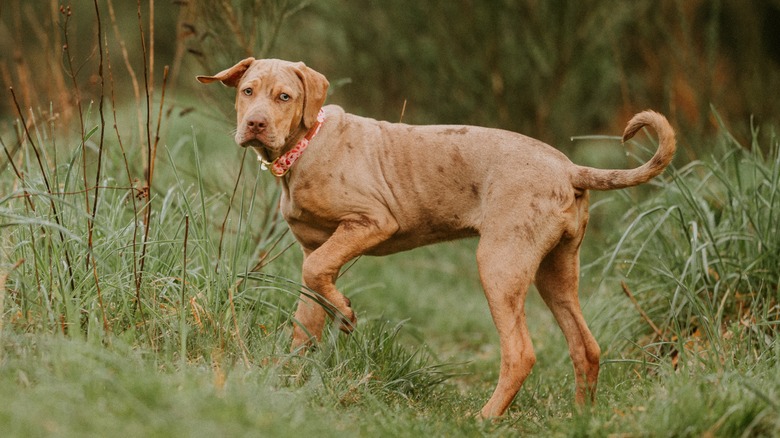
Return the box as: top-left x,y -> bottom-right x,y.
2,2 -> 780,437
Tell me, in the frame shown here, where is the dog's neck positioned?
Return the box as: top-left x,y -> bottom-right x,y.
259,109 -> 325,177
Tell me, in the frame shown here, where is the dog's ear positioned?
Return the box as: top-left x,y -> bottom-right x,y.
196,57 -> 256,87
294,63 -> 329,128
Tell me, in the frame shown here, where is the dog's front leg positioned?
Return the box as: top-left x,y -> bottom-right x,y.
290,215 -> 399,350
290,250 -> 327,351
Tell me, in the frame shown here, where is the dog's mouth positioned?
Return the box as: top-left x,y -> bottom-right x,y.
236,130 -> 270,153
240,138 -> 264,150
239,139 -> 268,158
239,138 -> 276,163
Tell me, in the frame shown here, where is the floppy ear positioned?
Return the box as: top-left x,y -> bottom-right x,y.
196,57 -> 256,87
294,63 -> 329,128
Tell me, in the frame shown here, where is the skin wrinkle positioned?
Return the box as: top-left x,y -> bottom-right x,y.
523,223 -> 536,243
530,200 -> 542,214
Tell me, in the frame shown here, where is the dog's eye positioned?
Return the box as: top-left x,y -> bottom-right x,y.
279,93 -> 291,102
242,88 -> 253,96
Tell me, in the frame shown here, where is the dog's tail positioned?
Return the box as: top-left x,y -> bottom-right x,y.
571,110 -> 676,191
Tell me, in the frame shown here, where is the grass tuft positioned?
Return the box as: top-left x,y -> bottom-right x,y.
600,116 -> 780,369
315,318 -> 458,406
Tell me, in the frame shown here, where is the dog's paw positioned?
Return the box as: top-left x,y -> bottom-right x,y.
290,333 -> 316,354
338,307 -> 357,334
334,296 -> 357,334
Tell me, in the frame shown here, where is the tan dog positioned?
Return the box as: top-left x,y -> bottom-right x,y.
198,58 -> 675,418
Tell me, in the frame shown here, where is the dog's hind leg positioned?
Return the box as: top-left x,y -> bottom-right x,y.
476,233 -> 543,418
535,235 -> 600,406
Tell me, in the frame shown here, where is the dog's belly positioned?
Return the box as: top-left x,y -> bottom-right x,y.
285,206 -> 479,256
365,225 -> 479,256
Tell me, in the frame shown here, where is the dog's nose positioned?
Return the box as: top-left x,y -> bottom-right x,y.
246,115 -> 267,132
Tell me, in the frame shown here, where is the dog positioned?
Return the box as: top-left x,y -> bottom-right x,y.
198,58 -> 675,418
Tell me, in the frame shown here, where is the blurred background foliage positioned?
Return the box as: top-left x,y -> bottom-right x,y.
1,0 -> 779,150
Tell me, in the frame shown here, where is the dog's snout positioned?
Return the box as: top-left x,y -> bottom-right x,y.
246,115 -> 268,131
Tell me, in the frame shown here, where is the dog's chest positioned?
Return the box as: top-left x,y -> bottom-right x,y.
279,184 -> 341,249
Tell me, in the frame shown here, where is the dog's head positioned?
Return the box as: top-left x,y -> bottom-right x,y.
197,58 -> 329,161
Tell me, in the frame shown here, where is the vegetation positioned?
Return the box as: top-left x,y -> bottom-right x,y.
600,120 -> 780,364
1,1 -> 779,436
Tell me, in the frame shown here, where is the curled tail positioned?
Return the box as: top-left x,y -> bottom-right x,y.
571,110 -> 676,191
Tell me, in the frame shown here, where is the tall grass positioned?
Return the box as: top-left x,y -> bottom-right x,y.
553,117 -> 780,437
600,115 -> 780,370
1,0 -> 448,413
1,72 -> 454,438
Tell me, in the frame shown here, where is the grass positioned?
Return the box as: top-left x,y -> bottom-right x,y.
3,100 -> 780,436
1,5 -> 779,431
597,117 -> 780,369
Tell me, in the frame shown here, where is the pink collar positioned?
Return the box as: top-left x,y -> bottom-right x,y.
261,109 -> 325,177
